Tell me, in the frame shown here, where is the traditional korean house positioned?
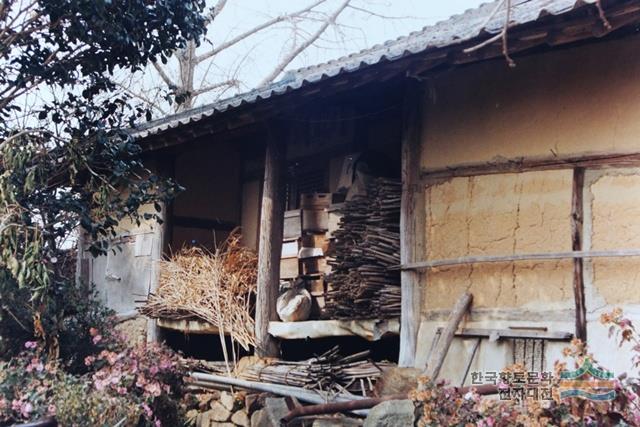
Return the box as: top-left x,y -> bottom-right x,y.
80,0 -> 640,381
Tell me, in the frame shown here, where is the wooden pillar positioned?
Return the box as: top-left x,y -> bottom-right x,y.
147,155 -> 174,343
399,80 -> 426,367
147,200 -> 167,343
255,126 -> 286,357
572,168 -> 587,342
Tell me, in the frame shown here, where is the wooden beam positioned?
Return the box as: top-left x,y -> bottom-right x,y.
436,327 -> 573,341
424,292 -> 472,380
268,318 -> 399,341
422,152 -> 640,180
399,79 -> 425,367
255,125 -> 286,357
395,249 -> 640,271
572,168 -> 587,342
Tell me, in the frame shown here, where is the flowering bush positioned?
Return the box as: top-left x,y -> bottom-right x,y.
0,334 -> 188,426
84,336 -> 186,426
411,309 -> 640,426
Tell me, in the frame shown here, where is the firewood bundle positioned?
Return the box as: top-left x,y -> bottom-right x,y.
194,347 -> 392,396
325,178 -> 401,319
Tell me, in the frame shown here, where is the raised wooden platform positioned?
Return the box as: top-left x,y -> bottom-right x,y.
156,318 -> 222,335
268,318 -> 399,341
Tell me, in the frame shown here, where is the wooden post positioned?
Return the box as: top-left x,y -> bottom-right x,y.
255,126 -> 286,357
572,168 -> 587,342
424,292 -> 472,381
147,200 -> 167,343
399,79 -> 425,367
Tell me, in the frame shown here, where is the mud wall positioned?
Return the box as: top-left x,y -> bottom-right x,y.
421,35 -> 640,170
424,170 -> 574,311
415,35 -> 640,377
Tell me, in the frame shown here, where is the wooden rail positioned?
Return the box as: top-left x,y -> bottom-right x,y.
392,249 -> 640,271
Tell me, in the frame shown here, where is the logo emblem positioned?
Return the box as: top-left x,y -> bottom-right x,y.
558,357 -> 616,401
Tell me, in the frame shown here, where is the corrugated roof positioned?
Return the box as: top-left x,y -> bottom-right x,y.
135,0 -> 604,139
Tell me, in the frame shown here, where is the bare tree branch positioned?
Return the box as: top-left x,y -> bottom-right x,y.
258,0 -> 351,87
192,79 -> 239,97
463,0 -> 515,67
152,61 -> 178,89
346,4 -> 425,20
195,0 -> 329,65
204,0 -> 228,26
114,81 -> 167,115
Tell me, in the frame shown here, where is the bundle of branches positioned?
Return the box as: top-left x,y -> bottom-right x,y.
325,178 -> 401,319
140,230 -> 257,350
195,347 -> 392,397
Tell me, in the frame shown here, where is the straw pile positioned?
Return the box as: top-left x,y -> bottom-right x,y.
140,230 -> 257,350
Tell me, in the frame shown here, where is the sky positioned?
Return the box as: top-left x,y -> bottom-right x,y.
210,0 -> 486,85
132,0 -> 487,111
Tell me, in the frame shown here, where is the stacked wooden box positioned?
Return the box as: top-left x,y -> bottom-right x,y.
299,193 -> 331,318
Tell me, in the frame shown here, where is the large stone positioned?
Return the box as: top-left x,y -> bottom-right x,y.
250,409 -> 266,427
363,400 -> 415,427
374,367 -> 421,396
249,398 -> 289,427
209,401 -> 232,422
231,409 -> 250,427
219,391 -> 237,411
263,397 -> 289,426
313,415 -> 363,427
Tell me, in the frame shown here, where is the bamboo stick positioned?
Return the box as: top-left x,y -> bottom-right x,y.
394,249 -> 640,271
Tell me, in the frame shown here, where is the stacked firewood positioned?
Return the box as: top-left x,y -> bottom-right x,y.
193,347 -> 391,396
325,178 -> 401,319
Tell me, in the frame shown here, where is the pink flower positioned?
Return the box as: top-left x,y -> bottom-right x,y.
142,403 -> 153,418
47,404 -> 56,415
92,334 -> 102,344
149,366 -> 158,375
117,387 -> 127,395
94,379 -> 107,391
85,355 -> 96,366
155,420 -> 162,427
20,402 -> 33,418
24,341 -> 37,349
89,327 -> 99,337
620,318 -> 633,328
144,382 -> 162,397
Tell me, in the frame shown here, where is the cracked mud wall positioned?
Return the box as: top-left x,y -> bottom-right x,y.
423,170 -> 574,312
589,171 -> 640,305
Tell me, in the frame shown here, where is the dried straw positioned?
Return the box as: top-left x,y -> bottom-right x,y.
140,230 -> 257,351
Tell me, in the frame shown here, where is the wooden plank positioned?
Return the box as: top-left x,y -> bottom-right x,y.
421,152 -> 640,180
425,292 -> 472,380
572,168 -> 587,342
268,319 -> 400,341
255,126 -> 287,357
436,327 -> 573,341
460,338 -> 481,386
156,318 -> 223,335
395,249 -> 640,271
399,79 -> 425,368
